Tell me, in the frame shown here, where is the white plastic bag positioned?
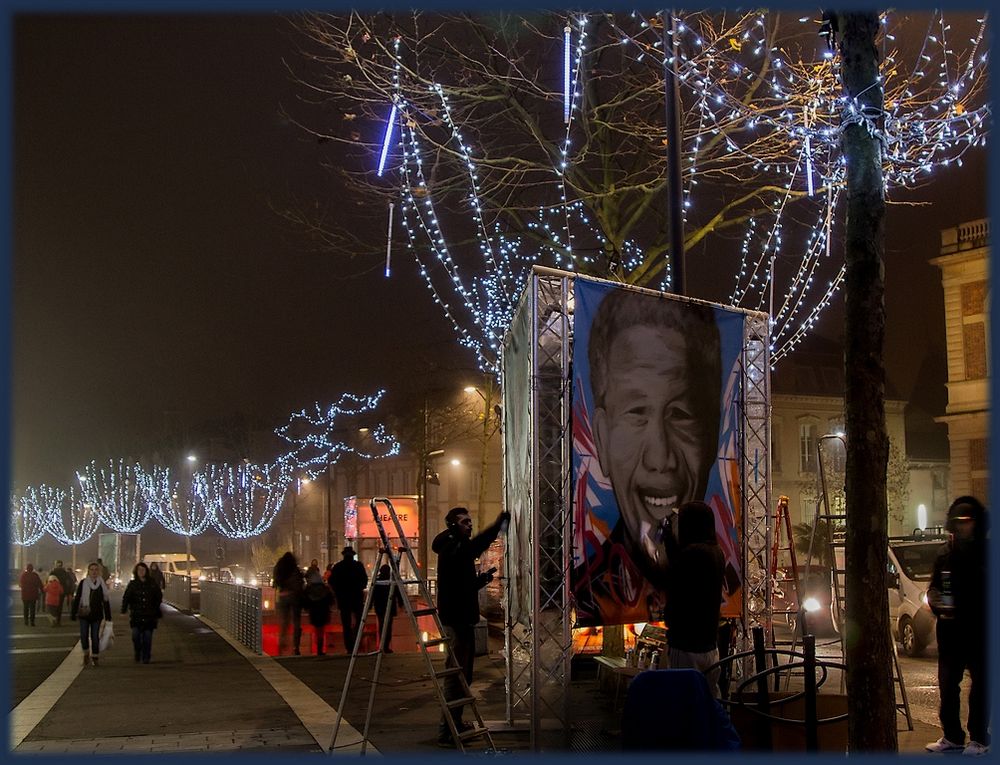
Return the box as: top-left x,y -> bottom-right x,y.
99,620 -> 115,652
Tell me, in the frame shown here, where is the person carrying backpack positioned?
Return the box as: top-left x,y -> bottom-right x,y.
303,570 -> 334,656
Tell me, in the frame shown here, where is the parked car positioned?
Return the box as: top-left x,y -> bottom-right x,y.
888,535 -> 944,657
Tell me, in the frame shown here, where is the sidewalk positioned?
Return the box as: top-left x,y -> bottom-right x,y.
8,595 -> 950,754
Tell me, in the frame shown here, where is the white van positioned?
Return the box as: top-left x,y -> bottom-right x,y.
887,534 -> 945,657
142,553 -> 202,582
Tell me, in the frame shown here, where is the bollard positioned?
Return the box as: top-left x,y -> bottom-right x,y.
804,634 -> 818,752
751,625 -> 773,750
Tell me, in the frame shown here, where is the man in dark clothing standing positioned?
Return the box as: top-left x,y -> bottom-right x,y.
329,547 -> 368,653
51,560 -> 73,625
432,506 -> 509,746
925,496 -> 989,756
663,500 -> 725,699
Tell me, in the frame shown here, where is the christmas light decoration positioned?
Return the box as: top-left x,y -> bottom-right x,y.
204,462 -> 291,539
274,389 -> 401,478
78,459 -> 151,534
10,488 -> 47,546
377,102 -> 398,176
39,485 -> 101,545
144,464 -> 216,537
337,10 -> 988,372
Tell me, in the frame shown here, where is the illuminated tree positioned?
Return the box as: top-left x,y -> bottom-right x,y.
205,462 -> 292,539
287,10 -> 988,373
39,485 -> 101,546
78,459 -> 151,534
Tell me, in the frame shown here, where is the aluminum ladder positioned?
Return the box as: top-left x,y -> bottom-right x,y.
328,496 -> 496,754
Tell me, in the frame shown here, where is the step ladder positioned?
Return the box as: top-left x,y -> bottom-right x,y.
769,495 -> 803,642
328,496 -> 496,754
807,439 -> 913,730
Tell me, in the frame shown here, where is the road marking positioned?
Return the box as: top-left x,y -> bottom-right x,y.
9,641 -> 84,748
9,647 -> 77,654
196,614 -> 375,755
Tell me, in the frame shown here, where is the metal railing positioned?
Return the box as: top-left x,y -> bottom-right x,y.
199,581 -> 263,654
162,572 -> 192,612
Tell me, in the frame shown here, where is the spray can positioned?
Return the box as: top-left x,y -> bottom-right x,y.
649,650 -> 660,669
941,569 -> 954,611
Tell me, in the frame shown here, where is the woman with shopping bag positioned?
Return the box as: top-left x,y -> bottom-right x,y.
70,562 -> 112,667
121,562 -> 163,664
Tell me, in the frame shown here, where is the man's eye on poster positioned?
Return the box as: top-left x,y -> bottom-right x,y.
571,279 -> 744,628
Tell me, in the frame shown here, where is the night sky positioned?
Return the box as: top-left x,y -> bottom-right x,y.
12,13 -> 989,491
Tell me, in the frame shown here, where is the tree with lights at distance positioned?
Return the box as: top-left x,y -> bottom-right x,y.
78,459 -> 151,534
287,9 -> 988,374
9,488 -> 48,570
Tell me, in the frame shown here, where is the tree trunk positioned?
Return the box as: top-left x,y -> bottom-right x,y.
837,13 -> 897,752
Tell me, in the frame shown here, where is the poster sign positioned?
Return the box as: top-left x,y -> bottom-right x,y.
570,279 -> 744,627
344,496 -> 358,539
355,496 -> 419,539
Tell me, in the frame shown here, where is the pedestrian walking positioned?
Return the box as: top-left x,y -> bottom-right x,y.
121,562 -> 164,664
433,506 -> 508,746
19,563 -> 44,626
329,547 -> 367,653
372,564 -> 403,653
303,570 -> 334,656
96,558 -> 111,583
925,496 -> 990,756
43,575 -> 64,626
71,562 -> 113,667
272,552 -> 304,655
148,561 -> 166,591
51,560 -> 73,624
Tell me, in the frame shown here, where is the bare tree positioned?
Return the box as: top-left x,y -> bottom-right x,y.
283,11 -> 987,371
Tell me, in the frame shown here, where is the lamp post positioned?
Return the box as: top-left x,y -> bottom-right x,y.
185,454 -> 197,579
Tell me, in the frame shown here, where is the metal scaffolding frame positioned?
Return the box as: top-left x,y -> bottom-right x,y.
502,268 -> 771,749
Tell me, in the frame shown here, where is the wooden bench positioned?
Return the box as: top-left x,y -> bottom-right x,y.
595,624 -> 669,707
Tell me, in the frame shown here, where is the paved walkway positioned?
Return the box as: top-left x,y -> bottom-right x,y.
8,593 -> 949,754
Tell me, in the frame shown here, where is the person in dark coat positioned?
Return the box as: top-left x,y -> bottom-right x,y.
121,562 -> 164,664
433,506 -> 508,745
71,562 -> 113,667
148,561 -> 166,591
51,560 -> 73,624
663,500 -> 726,700
19,563 -> 44,626
272,552 -> 304,655
373,564 -> 404,653
302,570 -> 334,656
329,547 -> 368,652
925,496 -> 989,756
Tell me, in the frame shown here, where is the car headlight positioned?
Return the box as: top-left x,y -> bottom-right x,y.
802,597 -> 822,613
235,577 -> 244,585
198,575 -> 206,581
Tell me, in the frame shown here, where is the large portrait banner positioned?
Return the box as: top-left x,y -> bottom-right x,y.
570,279 -> 745,627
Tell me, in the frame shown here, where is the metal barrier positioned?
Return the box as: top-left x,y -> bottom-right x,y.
162,572 -> 192,612
199,581 -> 263,655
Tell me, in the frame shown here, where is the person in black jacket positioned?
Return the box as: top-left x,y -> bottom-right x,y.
925,496 -> 989,756
272,552 -> 305,656
432,506 -> 508,746
121,562 -> 164,664
302,570 -> 334,656
148,561 -> 166,591
329,547 -> 368,653
663,500 -> 725,699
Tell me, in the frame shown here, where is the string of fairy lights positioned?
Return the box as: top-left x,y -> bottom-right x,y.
371,9 -> 989,371
11,391 -> 401,547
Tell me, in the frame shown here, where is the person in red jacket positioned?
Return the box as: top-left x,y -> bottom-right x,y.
43,575 -> 65,626
19,563 -> 44,626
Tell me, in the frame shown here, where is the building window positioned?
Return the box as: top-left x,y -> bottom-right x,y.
961,280 -> 987,316
971,476 -> 989,501
799,422 -> 818,473
969,438 -> 988,472
964,322 -> 987,380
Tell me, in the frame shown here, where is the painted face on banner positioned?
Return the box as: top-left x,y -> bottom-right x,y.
593,324 -> 708,583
